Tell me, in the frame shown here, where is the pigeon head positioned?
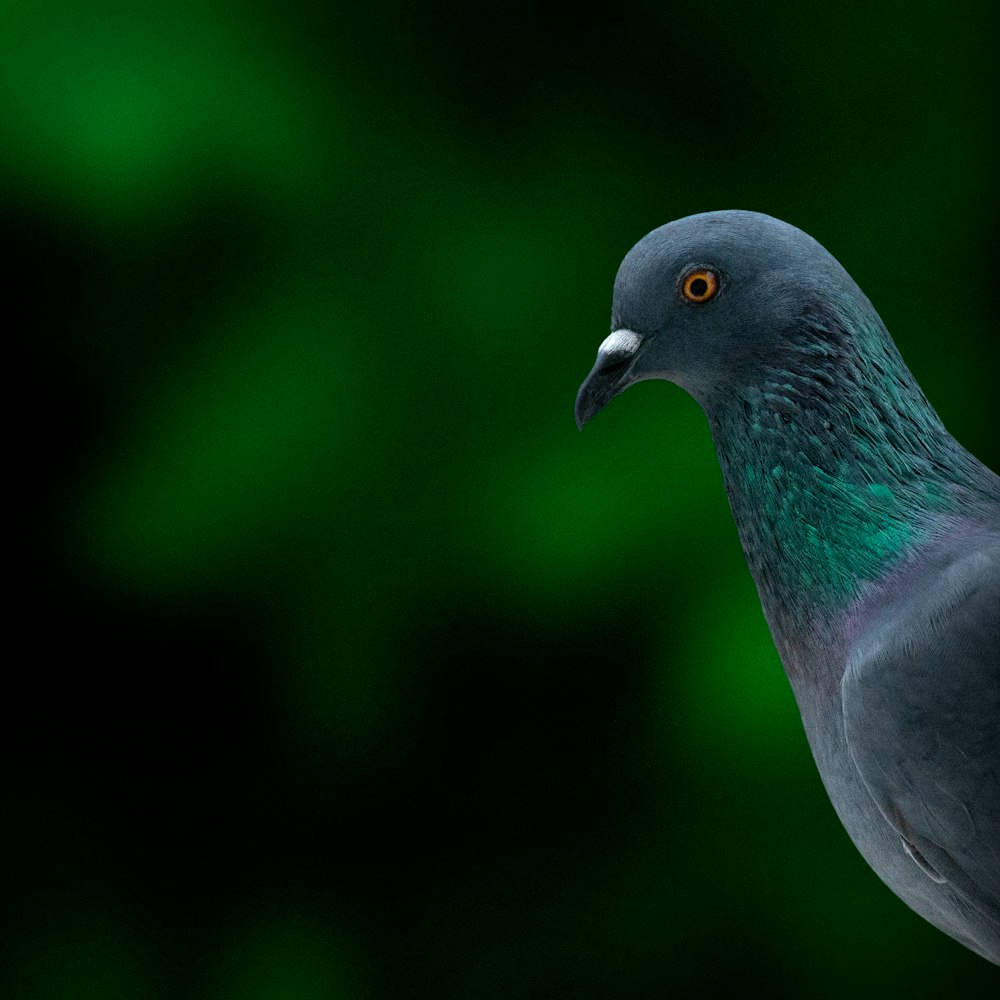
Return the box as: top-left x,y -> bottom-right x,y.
575,210 -> 870,428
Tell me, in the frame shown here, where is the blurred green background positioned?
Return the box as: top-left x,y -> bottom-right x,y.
5,1 -> 998,996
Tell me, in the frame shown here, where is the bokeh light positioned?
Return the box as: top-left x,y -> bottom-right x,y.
7,1 -> 997,996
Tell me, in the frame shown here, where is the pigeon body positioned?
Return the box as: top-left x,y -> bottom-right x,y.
575,211 -> 1000,962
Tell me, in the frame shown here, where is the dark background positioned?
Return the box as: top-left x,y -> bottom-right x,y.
5,2 -> 998,996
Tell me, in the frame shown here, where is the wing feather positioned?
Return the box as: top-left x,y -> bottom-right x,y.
842,540 -> 1000,925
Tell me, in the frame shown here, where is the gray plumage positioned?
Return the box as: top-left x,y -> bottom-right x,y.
575,211 -> 1000,962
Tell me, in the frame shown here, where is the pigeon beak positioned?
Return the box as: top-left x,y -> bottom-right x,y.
575,329 -> 645,430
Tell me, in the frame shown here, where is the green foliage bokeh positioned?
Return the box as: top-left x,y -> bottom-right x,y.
6,2 -> 997,996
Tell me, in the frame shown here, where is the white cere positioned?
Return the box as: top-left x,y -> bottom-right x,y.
598,329 -> 642,356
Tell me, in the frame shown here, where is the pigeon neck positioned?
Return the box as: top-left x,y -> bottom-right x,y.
704,313 -> 983,625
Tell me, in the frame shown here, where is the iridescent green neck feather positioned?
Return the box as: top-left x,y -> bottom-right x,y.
705,297 -> 994,622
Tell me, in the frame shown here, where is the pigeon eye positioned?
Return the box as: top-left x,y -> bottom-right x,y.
681,269 -> 719,303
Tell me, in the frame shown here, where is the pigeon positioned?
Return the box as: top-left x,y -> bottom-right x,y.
575,211 -> 1000,962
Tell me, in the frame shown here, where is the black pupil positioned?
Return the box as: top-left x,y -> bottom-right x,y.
689,276 -> 709,297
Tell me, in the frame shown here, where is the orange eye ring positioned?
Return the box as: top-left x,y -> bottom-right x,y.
681,269 -> 719,303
